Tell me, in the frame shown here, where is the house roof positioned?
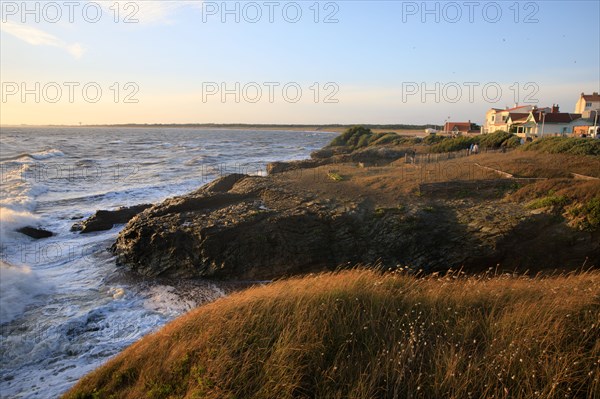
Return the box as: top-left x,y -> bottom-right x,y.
505,104 -> 533,112
582,93 -> 600,102
445,122 -> 473,131
508,112 -> 529,123
532,113 -> 582,123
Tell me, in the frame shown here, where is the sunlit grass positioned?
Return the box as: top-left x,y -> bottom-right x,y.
65,269 -> 599,399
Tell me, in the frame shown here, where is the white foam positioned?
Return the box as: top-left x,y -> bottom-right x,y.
0,261 -> 48,324
0,206 -> 40,243
28,149 -> 65,160
143,285 -> 199,316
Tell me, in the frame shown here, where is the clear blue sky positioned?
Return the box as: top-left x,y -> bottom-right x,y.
1,0 -> 599,125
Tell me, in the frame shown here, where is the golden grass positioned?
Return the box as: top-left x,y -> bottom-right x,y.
64,269 -> 600,399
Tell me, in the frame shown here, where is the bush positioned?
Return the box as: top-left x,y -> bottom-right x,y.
521,137 -> 600,156
327,126 -> 422,150
570,197 -> 600,230
429,136 -> 478,153
479,131 -> 514,148
526,195 -> 569,210
504,135 -> 522,148
328,126 -> 373,148
423,134 -> 445,145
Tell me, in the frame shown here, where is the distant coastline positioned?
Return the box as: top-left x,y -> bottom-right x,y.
1,123 -> 437,135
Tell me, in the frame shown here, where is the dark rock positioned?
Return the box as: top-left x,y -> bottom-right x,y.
109,175 -> 492,280
17,226 -> 53,239
267,159 -> 328,175
110,170 -> 600,280
70,222 -> 83,232
74,204 -> 152,234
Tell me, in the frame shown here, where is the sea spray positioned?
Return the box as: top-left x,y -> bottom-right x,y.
0,261 -> 48,325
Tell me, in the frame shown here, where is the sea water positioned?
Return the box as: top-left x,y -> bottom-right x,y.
0,127 -> 334,398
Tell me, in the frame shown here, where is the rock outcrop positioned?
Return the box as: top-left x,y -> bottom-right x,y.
111,171 -> 599,280
72,204 -> 152,234
17,226 -> 54,239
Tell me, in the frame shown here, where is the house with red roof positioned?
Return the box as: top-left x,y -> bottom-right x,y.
443,121 -> 479,135
511,105 -> 587,137
482,104 -> 550,134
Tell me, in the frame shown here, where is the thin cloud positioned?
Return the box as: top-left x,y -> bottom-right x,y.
0,21 -> 85,59
100,1 -> 203,24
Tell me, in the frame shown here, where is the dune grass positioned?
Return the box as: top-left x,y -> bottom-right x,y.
64,269 -> 599,399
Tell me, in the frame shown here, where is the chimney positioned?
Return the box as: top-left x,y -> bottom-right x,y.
594,92 -> 599,96
552,104 -> 559,113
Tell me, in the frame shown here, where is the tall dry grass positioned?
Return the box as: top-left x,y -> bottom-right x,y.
64,269 -> 599,399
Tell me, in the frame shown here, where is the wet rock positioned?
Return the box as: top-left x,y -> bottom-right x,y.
17,226 -> 54,239
73,204 -> 152,234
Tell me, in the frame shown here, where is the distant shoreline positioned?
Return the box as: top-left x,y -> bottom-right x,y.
1,123 -> 436,135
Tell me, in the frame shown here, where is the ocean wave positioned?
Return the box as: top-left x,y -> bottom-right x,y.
0,261 -> 48,325
1,149 -> 66,163
0,206 -> 40,243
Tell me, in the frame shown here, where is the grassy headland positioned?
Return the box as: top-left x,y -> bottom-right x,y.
65,127 -> 600,398
64,269 -> 599,399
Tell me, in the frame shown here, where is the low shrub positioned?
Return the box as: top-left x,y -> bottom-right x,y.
526,195 -> 569,210
569,197 -> 600,230
429,136 -> 478,153
521,137 -> 600,156
479,131 -> 514,148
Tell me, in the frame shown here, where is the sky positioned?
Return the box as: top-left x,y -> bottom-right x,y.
1,0 -> 599,125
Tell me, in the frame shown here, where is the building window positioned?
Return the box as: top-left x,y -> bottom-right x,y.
502,116 -> 507,122
491,115 -> 495,122
586,102 -> 592,107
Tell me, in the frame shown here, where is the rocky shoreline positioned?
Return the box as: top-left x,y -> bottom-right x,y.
91,141 -> 599,280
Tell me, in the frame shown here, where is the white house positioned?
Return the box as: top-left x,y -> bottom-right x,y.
574,92 -> 600,119
482,105 -> 549,134
512,106 -> 586,138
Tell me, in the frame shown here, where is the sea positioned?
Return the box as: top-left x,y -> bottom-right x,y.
0,127 -> 335,398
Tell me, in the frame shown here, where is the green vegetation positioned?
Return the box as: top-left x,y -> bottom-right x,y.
374,205 -> 405,218
520,137 -> 600,156
526,195 -> 569,210
327,127 -> 524,154
503,135 -> 522,148
478,131 -> 514,148
65,270 -> 599,399
569,197 -> 600,231
327,172 -> 344,181
428,136 -> 478,153
328,127 -> 600,158
428,131 -> 517,153
327,126 -> 421,150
